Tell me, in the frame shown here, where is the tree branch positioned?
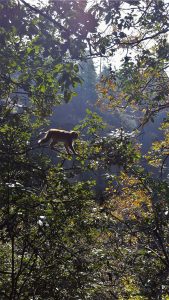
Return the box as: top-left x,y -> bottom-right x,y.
120,27 -> 169,47
19,0 -> 67,33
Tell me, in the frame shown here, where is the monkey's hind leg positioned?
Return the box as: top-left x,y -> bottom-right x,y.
50,140 -> 58,150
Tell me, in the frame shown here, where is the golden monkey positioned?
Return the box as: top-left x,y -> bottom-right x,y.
38,129 -> 78,155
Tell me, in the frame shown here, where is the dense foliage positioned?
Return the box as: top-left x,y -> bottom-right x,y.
0,0 -> 169,299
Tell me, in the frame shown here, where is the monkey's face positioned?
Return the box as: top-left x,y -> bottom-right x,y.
71,131 -> 79,139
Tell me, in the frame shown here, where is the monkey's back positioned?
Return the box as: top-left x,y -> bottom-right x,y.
48,129 -> 72,143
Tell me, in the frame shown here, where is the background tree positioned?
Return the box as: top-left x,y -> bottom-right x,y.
0,0 -> 169,299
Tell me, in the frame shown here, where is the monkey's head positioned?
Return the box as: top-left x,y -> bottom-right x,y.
71,131 -> 79,139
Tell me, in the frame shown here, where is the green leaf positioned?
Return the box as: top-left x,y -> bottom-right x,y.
40,85 -> 46,93
73,64 -> 79,72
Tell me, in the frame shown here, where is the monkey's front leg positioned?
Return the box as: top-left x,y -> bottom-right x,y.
64,143 -> 71,155
68,142 -> 77,155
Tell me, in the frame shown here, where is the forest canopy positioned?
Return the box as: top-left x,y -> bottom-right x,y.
0,0 -> 169,299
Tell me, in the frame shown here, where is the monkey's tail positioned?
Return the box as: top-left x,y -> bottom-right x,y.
38,131 -> 51,144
